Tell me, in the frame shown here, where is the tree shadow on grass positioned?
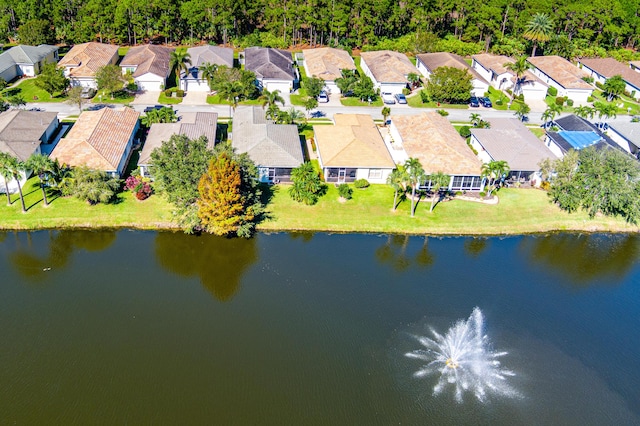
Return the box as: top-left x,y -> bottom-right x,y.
256,183 -> 277,224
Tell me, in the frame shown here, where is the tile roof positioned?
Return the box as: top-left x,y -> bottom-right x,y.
120,45 -> 174,78
58,42 -> 119,78
314,114 -> 395,168
302,47 -> 356,81
392,112 -> 481,175
51,107 -> 139,171
0,44 -> 58,73
417,52 -> 488,84
527,55 -> 592,90
360,50 -> 419,84
470,118 -> 556,171
244,47 -> 295,80
0,110 -> 58,161
232,106 -> 303,167
139,112 -> 218,165
579,57 -> 640,89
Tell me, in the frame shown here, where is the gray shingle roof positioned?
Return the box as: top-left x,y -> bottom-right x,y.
244,48 -> 295,80
232,106 -> 303,167
0,44 -> 58,73
550,115 -> 622,153
186,45 -> 234,68
608,122 -> 640,149
0,110 -> 58,161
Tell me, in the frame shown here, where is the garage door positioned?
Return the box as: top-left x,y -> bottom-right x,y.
137,80 -> 163,91
184,79 -> 210,92
264,81 -> 292,94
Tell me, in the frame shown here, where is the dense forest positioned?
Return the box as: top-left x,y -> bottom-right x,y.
2,0 -> 640,59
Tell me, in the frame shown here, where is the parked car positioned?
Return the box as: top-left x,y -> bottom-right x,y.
144,105 -> 168,113
317,91 -> 329,103
394,93 -> 408,104
80,87 -> 96,99
382,92 -> 396,104
469,96 -> 480,107
480,97 -> 492,108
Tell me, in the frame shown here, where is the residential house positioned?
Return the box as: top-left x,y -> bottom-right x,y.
0,110 -> 59,193
470,118 -> 556,185
244,47 -> 296,94
58,42 -> 119,89
51,107 -> 140,177
232,106 -> 303,183
527,56 -> 593,103
606,122 -> 640,158
388,112 -> 483,191
0,45 -> 59,83
120,45 -> 174,92
360,50 -> 419,95
314,114 -> 395,184
181,46 -> 234,92
544,115 -> 621,158
471,53 -> 548,100
302,47 -> 356,94
138,112 -> 218,178
578,57 -> 640,101
417,52 -> 490,96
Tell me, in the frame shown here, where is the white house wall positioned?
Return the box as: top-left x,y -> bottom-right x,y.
471,60 -> 492,83
530,67 -> 592,102
134,72 -> 165,91
469,135 -> 494,164
471,78 -> 489,96
380,82 -> 407,95
263,79 -> 293,94
521,82 -> 548,101
0,66 -> 17,83
606,128 -> 635,154
416,59 -> 431,79
544,135 -> 565,158
355,168 -> 393,184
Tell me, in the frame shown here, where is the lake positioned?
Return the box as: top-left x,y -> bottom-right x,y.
0,230 -> 639,425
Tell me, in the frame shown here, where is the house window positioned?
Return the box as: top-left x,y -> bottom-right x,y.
368,169 -> 382,180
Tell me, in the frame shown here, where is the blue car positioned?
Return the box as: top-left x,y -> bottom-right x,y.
469,96 -> 480,107
480,97 -> 492,108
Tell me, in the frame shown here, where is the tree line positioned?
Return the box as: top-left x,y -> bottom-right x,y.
3,0 -> 640,58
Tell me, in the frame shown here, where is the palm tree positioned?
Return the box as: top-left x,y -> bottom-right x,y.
0,152 -> 15,205
514,101 -> 531,122
218,80 -> 245,113
381,106 -> 391,126
387,165 -> 408,211
481,160 -> 510,195
524,13 -> 554,57
25,153 -> 55,206
469,112 -> 482,127
199,62 -> 218,91
404,157 -> 426,217
1,154 -> 27,212
169,50 -> 192,88
427,171 -> 450,212
285,107 -> 305,128
573,105 -> 595,119
594,102 -> 618,129
602,75 -> 625,102
407,72 -> 421,90
258,89 -> 285,109
541,104 -> 562,129
504,56 -> 533,99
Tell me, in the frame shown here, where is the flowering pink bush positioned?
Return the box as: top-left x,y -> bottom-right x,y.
125,176 -> 153,200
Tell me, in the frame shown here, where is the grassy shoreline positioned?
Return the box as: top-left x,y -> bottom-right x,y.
1,179 -> 638,235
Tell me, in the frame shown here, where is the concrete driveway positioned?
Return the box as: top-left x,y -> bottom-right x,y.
132,91 -> 161,105
182,91 -> 209,105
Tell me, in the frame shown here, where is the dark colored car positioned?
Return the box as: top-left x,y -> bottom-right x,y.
394,93 -> 408,104
480,97 -> 492,108
144,105 -> 168,113
469,96 -> 480,107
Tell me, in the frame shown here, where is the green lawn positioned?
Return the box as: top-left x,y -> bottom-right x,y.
0,177 -> 175,230
590,90 -> 640,115
206,95 -> 262,106
528,127 -> 546,138
92,89 -> 135,104
407,90 -> 468,109
340,97 -> 383,107
158,92 -> 183,105
6,78 -> 67,103
258,185 -> 638,235
487,87 -> 509,111
290,87 -> 308,106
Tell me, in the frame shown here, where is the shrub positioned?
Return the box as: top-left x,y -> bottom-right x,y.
164,89 -> 173,97
420,90 -> 430,103
466,140 -> 478,155
337,183 -> 353,200
479,191 -> 486,197
124,175 -> 153,200
582,76 -> 594,84
176,89 -> 185,97
458,125 -> 471,138
595,81 -> 604,90
353,179 -> 369,189
555,96 -> 565,106
587,96 -> 594,102
436,109 -> 449,116
566,98 -> 574,106
516,93 -> 525,102
495,99 -> 503,105
540,181 -> 551,191
402,87 -> 410,95
547,86 -> 558,96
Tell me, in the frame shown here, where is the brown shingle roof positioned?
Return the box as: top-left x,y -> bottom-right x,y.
579,57 -> 640,89
472,53 -> 545,86
417,52 -> 488,84
120,45 -> 174,78
51,107 -> 139,171
360,51 -> 419,84
0,110 -> 58,161
314,114 -> 394,168
527,55 -> 592,90
392,112 -> 482,175
302,47 -> 356,81
58,42 -> 119,78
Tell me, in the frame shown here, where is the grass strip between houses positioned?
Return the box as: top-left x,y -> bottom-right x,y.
1,177 -> 637,235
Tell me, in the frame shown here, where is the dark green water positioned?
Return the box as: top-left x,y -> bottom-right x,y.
1,230 -> 639,425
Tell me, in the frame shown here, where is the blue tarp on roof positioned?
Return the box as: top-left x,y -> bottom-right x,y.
557,131 -> 602,150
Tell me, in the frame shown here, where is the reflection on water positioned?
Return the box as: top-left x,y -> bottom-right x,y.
9,230 -> 116,281
154,232 -> 257,302
375,235 -> 434,271
464,238 -> 488,257
521,234 -> 640,285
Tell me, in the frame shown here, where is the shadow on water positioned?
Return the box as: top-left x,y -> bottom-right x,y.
464,237 -> 489,258
520,233 -> 640,286
9,230 -> 116,281
154,232 -> 257,302
375,235 -> 434,272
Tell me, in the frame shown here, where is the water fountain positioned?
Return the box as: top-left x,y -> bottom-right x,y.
405,307 -> 517,403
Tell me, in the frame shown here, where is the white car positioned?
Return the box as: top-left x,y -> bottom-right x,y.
381,92 -> 396,104
317,91 -> 329,103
